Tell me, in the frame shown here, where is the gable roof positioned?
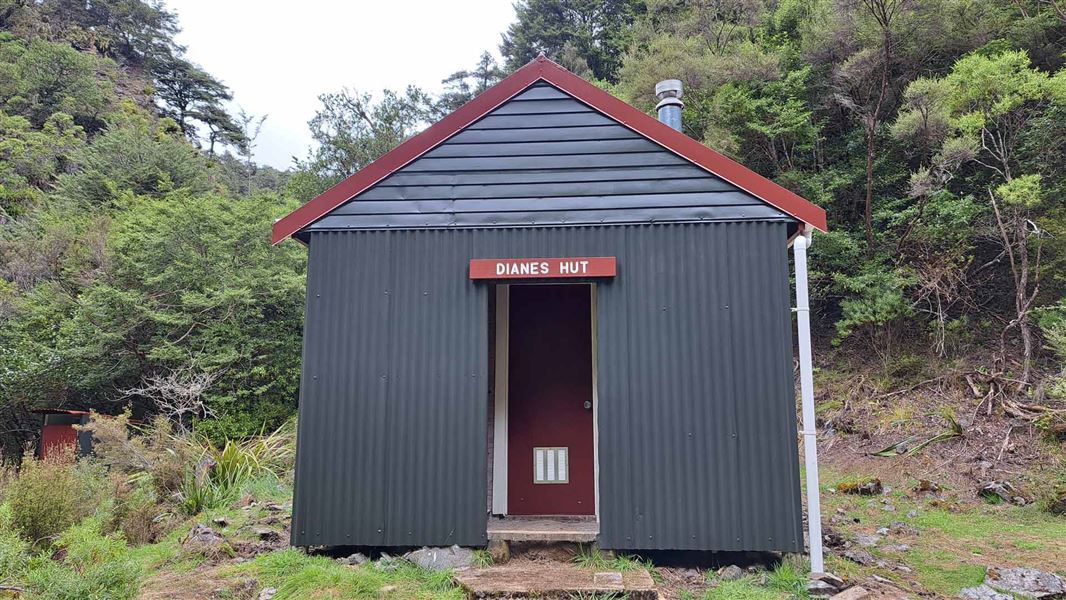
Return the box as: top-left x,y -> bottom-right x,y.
272,56 -> 827,244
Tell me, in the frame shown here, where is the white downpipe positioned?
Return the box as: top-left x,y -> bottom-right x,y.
794,229 -> 824,575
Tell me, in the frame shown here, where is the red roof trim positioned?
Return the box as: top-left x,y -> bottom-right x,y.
272,57 -> 826,244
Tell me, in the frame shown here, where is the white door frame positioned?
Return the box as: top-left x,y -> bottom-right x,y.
491,284 -> 510,515
490,283 -> 600,518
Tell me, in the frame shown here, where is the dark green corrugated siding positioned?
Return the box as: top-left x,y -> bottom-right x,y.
291,223 -> 803,552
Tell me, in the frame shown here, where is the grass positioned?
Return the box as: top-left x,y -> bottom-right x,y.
818,467 -> 1066,597
471,549 -> 493,567
706,578 -> 785,600
228,548 -> 464,599
573,545 -> 653,572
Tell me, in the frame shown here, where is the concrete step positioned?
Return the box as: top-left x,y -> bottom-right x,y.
455,563 -> 657,599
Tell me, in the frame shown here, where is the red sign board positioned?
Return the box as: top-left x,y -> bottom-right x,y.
469,257 -> 617,280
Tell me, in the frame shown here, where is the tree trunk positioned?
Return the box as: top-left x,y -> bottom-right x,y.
864,121 -> 876,253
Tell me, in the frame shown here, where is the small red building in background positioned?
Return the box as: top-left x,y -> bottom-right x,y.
31,408 -> 92,459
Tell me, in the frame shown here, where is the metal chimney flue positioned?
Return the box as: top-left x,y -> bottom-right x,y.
655,79 -> 683,131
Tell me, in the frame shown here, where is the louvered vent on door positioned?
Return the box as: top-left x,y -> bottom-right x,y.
533,447 -> 568,484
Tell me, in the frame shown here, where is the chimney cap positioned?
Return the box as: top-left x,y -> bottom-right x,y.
655,79 -> 683,100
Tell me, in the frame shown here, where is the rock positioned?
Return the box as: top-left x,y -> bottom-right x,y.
809,579 -> 839,597
219,578 -> 258,600
882,544 -> 911,553
831,586 -> 873,600
374,553 -> 403,572
959,584 -> 1014,600
212,517 -> 229,527
844,549 -> 876,566
487,539 -> 510,564
882,503 -> 896,512
254,528 -> 281,543
814,572 -> 846,589
906,510 -> 918,519
718,565 -> 746,581
182,524 -> 226,554
890,522 -> 918,536
855,534 -> 880,548
404,545 -> 476,571
978,481 -> 1030,505
985,567 -> 1066,598
824,527 -> 847,548
257,589 -> 277,600
593,572 -> 624,586
838,478 -> 884,496
1048,492 -> 1066,516
914,479 -> 941,494
875,527 -> 889,536
809,572 -> 846,597
337,552 -> 368,566
264,502 -> 289,512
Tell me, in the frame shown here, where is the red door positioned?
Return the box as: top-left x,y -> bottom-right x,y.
40,424 -> 78,460
507,284 -> 595,515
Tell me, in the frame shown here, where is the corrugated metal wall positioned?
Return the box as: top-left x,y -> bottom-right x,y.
307,83 -> 790,231
292,222 -> 803,552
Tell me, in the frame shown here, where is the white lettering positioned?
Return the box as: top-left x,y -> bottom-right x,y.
496,262 -> 506,275
579,260 -> 589,274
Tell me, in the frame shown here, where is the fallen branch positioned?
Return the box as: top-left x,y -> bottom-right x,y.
996,425 -> 1014,463
872,373 -> 956,400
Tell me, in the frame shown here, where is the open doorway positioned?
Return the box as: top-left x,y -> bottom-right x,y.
491,283 -> 598,518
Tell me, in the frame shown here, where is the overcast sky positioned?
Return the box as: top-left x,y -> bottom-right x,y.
164,1 -> 517,169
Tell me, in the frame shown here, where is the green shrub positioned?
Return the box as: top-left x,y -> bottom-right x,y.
178,421 -> 297,516
0,517 -> 29,588
6,450 -> 106,547
21,518 -> 141,600
106,476 -> 172,546
83,413 -> 192,498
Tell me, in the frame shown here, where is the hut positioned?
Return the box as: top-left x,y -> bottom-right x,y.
32,409 -> 92,459
273,57 -> 827,561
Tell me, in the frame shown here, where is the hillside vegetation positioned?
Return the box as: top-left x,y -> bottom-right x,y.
0,0 -> 1064,597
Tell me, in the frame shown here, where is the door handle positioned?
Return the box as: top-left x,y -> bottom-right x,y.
583,401 -> 592,410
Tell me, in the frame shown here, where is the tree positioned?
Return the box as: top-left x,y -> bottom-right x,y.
0,36 -> 117,131
36,0 -> 181,66
201,104 -> 247,156
150,52 -> 243,149
437,51 -> 506,113
896,49 -> 1064,385
0,111 -> 86,217
293,86 -> 436,200
500,0 -> 643,82
54,107 -> 214,206
833,0 -> 912,255
705,66 -> 817,174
